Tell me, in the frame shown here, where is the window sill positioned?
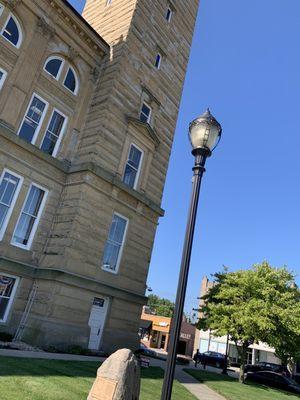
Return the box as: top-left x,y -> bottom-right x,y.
101,266 -> 118,275
0,120 -> 69,173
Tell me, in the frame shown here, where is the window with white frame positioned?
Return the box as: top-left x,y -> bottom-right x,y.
18,94 -> 48,144
140,102 -> 152,124
0,170 -> 23,241
43,56 -> 79,95
63,67 -> 78,94
0,273 -> 19,322
155,53 -> 162,69
166,7 -> 173,22
12,184 -> 47,249
102,213 -> 128,273
1,13 -> 22,48
0,67 -> 7,91
123,144 -> 143,189
40,110 -> 67,156
106,0 -> 112,6
44,57 -> 64,80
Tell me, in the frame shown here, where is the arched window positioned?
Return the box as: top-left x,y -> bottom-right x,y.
1,14 -> 22,48
44,57 -> 64,79
63,67 -> 78,94
43,56 -> 79,95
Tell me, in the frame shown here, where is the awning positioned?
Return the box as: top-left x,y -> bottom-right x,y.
140,319 -> 153,330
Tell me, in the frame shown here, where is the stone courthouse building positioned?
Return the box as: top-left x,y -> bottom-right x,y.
0,0 -> 199,353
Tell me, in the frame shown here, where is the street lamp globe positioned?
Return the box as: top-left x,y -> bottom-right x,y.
189,108 -> 222,156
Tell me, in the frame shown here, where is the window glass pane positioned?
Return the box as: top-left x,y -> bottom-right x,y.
0,204 -> 8,230
123,145 -> 142,188
123,165 -> 137,188
41,111 -> 65,155
23,186 -> 44,216
0,297 -> 9,320
140,103 -> 151,123
0,71 -> 3,81
13,186 -> 45,247
102,241 -> 120,271
155,54 -> 161,69
19,96 -> 46,143
13,214 -> 34,245
0,275 -> 16,320
109,215 -> 127,243
63,68 -> 76,93
128,146 -> 142,169
0,173 -> 19,206
0,172 -> 20,234
166,8 -> 172,22
102,214 -> 127,271
2,16 -> 19,46
45,58 -> 63,78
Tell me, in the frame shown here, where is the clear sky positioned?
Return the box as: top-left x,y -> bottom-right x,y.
70,0 -> 300,312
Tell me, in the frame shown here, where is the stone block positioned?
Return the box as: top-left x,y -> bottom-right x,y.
88,349 -> 140,400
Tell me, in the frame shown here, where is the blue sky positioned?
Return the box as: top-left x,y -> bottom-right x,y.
70,0 -> 300,312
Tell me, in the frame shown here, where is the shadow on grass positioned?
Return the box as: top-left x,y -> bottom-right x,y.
0,357 -> 164,380
184,368 -> 299,398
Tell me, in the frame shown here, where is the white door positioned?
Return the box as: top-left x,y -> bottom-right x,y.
88,297 -> 109,350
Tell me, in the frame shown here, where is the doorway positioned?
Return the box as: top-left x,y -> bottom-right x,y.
88,297 -> 109,350
177,340 -> 187,355
161,334 -> 166,350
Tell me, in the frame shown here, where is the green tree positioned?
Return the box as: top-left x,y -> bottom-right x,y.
263,280 -> 300,374
147,294 -> 174,317
198,262 -> 300,383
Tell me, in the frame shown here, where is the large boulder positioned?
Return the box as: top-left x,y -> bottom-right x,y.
88,348 -> 140,400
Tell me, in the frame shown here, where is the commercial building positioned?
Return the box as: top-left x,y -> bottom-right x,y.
195,277 -> 300,376
0,0 -> 199,353
140,310 -> 196,358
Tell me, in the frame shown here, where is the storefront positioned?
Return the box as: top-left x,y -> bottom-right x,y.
140,312 -> 196,357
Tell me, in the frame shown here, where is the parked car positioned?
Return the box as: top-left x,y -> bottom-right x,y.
136,343 -> 157,358
245,362 -> 289,375
195,351 -> 227,369
246,371 -> 300,394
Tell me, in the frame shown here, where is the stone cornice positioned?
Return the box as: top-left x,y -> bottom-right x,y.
126,116 -> 160,148
70,162 -> 165,217
0,257 -> 147,305
2,0 -> 21,10
50,0 -> 110,56
0,121 -> 164,217
0,120 -> 69,172
141,86 -> 161,107
36,16 -> 56,39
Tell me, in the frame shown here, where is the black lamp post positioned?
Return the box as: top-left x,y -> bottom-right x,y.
161,109 -> 222,400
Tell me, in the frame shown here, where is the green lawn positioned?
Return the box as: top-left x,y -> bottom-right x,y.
0,357 -> 196,400
184,369 -> 300,400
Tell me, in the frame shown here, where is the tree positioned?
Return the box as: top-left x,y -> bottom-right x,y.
263,280 -> 300,374
198,262 -> 300,383
147,294 -> 174,317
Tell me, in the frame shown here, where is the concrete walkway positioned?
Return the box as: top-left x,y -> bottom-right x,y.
0,348 -> 227,400
175,367 -> 226,400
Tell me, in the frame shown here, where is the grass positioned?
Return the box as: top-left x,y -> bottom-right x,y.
0,357 -> 196,400
184,369 -> 300,400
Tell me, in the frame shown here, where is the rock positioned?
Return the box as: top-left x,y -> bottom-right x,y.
88,348 -> 140,400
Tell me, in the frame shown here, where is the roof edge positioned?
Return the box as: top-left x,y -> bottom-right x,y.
58,0 -> 110,52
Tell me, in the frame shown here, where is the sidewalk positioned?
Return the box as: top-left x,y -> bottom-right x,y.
175,368 -> 226,400
0,348 -> 226,400
149,357 -> 226,400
